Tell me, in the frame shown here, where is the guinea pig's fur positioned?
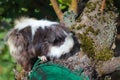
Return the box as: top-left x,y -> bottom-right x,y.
5,17 -> 80,71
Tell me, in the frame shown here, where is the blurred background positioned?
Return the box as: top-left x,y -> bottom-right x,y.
0,0 -> 120,80
0,0 -> 70,80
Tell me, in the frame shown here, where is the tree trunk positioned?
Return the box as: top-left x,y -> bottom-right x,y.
54,0 -> 120,79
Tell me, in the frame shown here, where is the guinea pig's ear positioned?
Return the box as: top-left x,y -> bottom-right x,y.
4,29 -> 14,42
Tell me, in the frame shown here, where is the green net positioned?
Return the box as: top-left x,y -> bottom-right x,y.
28,59 -> 89,80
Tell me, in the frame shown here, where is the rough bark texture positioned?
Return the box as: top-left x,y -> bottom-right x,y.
54,0 -> 120,79
75,0 -> 117,49
96,57 -> 120,76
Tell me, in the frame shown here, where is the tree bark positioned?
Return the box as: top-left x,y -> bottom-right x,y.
70,0 -> 78,14
57,0 -> 119,79
96,57 -> 120,76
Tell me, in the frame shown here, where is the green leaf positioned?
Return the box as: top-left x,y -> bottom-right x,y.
0,32 -> 7,39
0,61 -> 15,80
0,8 -> 4,15
59,4 -> 67,9
58,0 -> 71,5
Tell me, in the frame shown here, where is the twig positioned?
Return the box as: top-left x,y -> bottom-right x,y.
70,0 -> 78,14
100,0 -> 106,13
50,0 -> 63,22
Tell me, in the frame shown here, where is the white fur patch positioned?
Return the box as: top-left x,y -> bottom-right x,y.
48,34 -> 74,58
8,40 -> 17,55
14,17 -> 58,38
7,38 -> 23,60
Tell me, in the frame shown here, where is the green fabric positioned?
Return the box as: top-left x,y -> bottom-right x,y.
28,59 -> 89,80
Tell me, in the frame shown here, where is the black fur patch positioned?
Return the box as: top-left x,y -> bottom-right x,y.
32,24 -> 70,56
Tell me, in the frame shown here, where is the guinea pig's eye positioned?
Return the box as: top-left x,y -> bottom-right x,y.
16,33 -> 19,39
16,33 -> 19,37
16,33 -> 18,35
16,31 -> 20,36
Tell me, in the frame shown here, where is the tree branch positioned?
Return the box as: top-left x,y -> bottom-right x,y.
100,0 -> 106,12
50,0 -> 63,22
70,0 -> 78,14
96,57 -> 120,76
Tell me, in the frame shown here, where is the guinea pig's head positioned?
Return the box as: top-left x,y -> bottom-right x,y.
5,28 -> 29,58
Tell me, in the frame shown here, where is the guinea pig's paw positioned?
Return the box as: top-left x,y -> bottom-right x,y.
38,56 -> 47,62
